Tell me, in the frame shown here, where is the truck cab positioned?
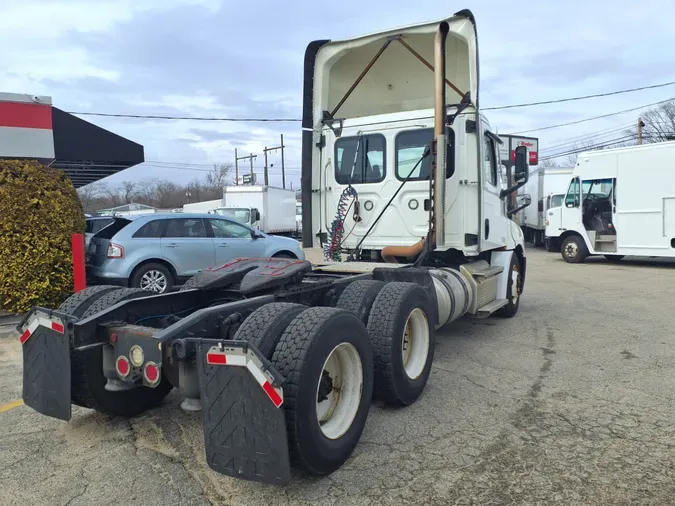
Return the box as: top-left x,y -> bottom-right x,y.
302,13 -> 528,265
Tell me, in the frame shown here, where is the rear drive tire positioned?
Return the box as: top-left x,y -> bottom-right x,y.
233,302 -> 307,359
271,307 -> 374,475
70,288 -> 173,416
336,280 -> 386,325
495,254 -> 522,318
561,235 -> 588,264
58,285 -> 123,317
367,282 -> 435,406
604,255 -> 624,262
131,263 -> 174,293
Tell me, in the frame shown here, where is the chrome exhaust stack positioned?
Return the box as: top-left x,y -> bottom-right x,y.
433,21 -> 449,249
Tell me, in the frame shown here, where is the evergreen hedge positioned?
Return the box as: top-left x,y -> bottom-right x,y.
0,160 -> 85,313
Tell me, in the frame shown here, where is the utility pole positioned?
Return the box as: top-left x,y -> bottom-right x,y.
280,134 -> 286,189
637,117 -> 645,145
234,148 -> 238,185
263,134 -> 286,188
235,151 -> 257,185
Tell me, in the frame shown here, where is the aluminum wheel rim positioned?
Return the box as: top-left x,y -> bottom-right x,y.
564,241 -> 578,258
401,308 -> 429,380
316,342 -> 363,440
140,270 -> 167,292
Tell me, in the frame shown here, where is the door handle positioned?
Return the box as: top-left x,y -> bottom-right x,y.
217,243 -> 228,248
165,243 -> 178,248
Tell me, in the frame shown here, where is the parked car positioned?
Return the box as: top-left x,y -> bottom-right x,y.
85,216 -> 115,247
86,213 -> 305,293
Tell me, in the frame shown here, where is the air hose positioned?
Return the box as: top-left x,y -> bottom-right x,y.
324,185 -> 359,261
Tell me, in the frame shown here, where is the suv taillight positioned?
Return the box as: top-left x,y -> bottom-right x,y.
107,243 -> 124,258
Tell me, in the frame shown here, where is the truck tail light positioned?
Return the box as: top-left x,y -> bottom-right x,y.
107,243 -> 124,258
144,362 -> 160,384
116,356 -> 130,377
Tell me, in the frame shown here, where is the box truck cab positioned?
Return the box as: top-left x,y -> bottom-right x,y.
545,141 -> 675,263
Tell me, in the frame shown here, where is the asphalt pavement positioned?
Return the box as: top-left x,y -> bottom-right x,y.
1,248 -> 675,505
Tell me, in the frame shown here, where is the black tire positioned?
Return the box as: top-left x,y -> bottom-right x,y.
495,254 -> 523,318
604,255 -> 624,262
130,262 -> 174,293
336,280 -> 386,325
70,288 -> 173,415
272,251 -> 297,259
57,285 -> 123,317
366,282 -> 435,406
561,235 -> 588,264
233,302 -> 306,359
271,307 -> 374,476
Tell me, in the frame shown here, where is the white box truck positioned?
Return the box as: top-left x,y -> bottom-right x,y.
515,167 -> 573,248
182,199 -> 224,214
545,141 -> 675,263
212,185 -> 297,236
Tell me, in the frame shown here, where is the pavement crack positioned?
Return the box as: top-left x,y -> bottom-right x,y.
462,374 -> 501,395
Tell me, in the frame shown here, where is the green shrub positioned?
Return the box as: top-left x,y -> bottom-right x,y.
0,160 -> 85,313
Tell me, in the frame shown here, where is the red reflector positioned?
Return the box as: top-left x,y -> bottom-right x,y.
116,356 -> 130,377
19,330 -> 31,344
207,353 -> 227,365
145,363 -> 159,383
262,381 -> 283,408
51,322 -> 64,334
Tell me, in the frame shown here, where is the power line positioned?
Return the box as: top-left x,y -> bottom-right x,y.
484,81 -> 675,111
540,125 -> 633,154
539,135 -> 638,161
66,81 -> 675,122
512,98 -> 674,134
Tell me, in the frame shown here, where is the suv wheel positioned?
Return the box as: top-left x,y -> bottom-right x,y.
131,263 -> 174,293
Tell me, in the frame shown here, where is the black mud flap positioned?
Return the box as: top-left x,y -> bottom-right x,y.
19,309 -> 72,421
195,339 -> 290,485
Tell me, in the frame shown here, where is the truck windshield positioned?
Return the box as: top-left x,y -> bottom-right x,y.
214,208 -> 251,223
582,178 -> 612,198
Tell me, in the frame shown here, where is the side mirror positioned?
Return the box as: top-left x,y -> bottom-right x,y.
255,210 -> 261,222
514,145 -> 529,184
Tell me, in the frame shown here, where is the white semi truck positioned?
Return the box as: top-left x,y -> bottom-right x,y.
18,11 -> 530,486
183,185 -> 298,236
514,166 -> 574,249
545,141 -> 675,263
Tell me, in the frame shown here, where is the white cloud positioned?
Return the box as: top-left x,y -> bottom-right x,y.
2,0 -> 675,188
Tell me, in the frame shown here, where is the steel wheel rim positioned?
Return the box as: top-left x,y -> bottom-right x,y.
316,342 -> 363,440
565,241 -> 578,258
140,270 -> 167,292
401,308 -> 429,380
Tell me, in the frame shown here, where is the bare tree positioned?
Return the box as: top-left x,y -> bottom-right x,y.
118,181 -> 138,204
77,182 -> 106,212
624,101 -> 675,144
203,164 -> 232,198
538,158 -> 560,168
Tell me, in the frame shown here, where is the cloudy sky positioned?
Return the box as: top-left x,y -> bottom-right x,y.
3,0 -> 674,189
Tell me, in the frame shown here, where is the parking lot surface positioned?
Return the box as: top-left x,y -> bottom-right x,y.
1,248 -> 675,505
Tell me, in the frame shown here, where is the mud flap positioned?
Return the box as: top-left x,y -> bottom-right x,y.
20,309 -> 72,421
195,339 -> 290,485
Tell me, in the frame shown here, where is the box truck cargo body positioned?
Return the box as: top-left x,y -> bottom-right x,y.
215,185 -> 297,236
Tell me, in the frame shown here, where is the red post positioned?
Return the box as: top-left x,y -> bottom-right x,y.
72,233 -> 86,293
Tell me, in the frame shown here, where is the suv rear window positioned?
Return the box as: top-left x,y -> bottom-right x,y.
92,218 -> 131,239
85,218 -> 114,234
133,219 -> 165,238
